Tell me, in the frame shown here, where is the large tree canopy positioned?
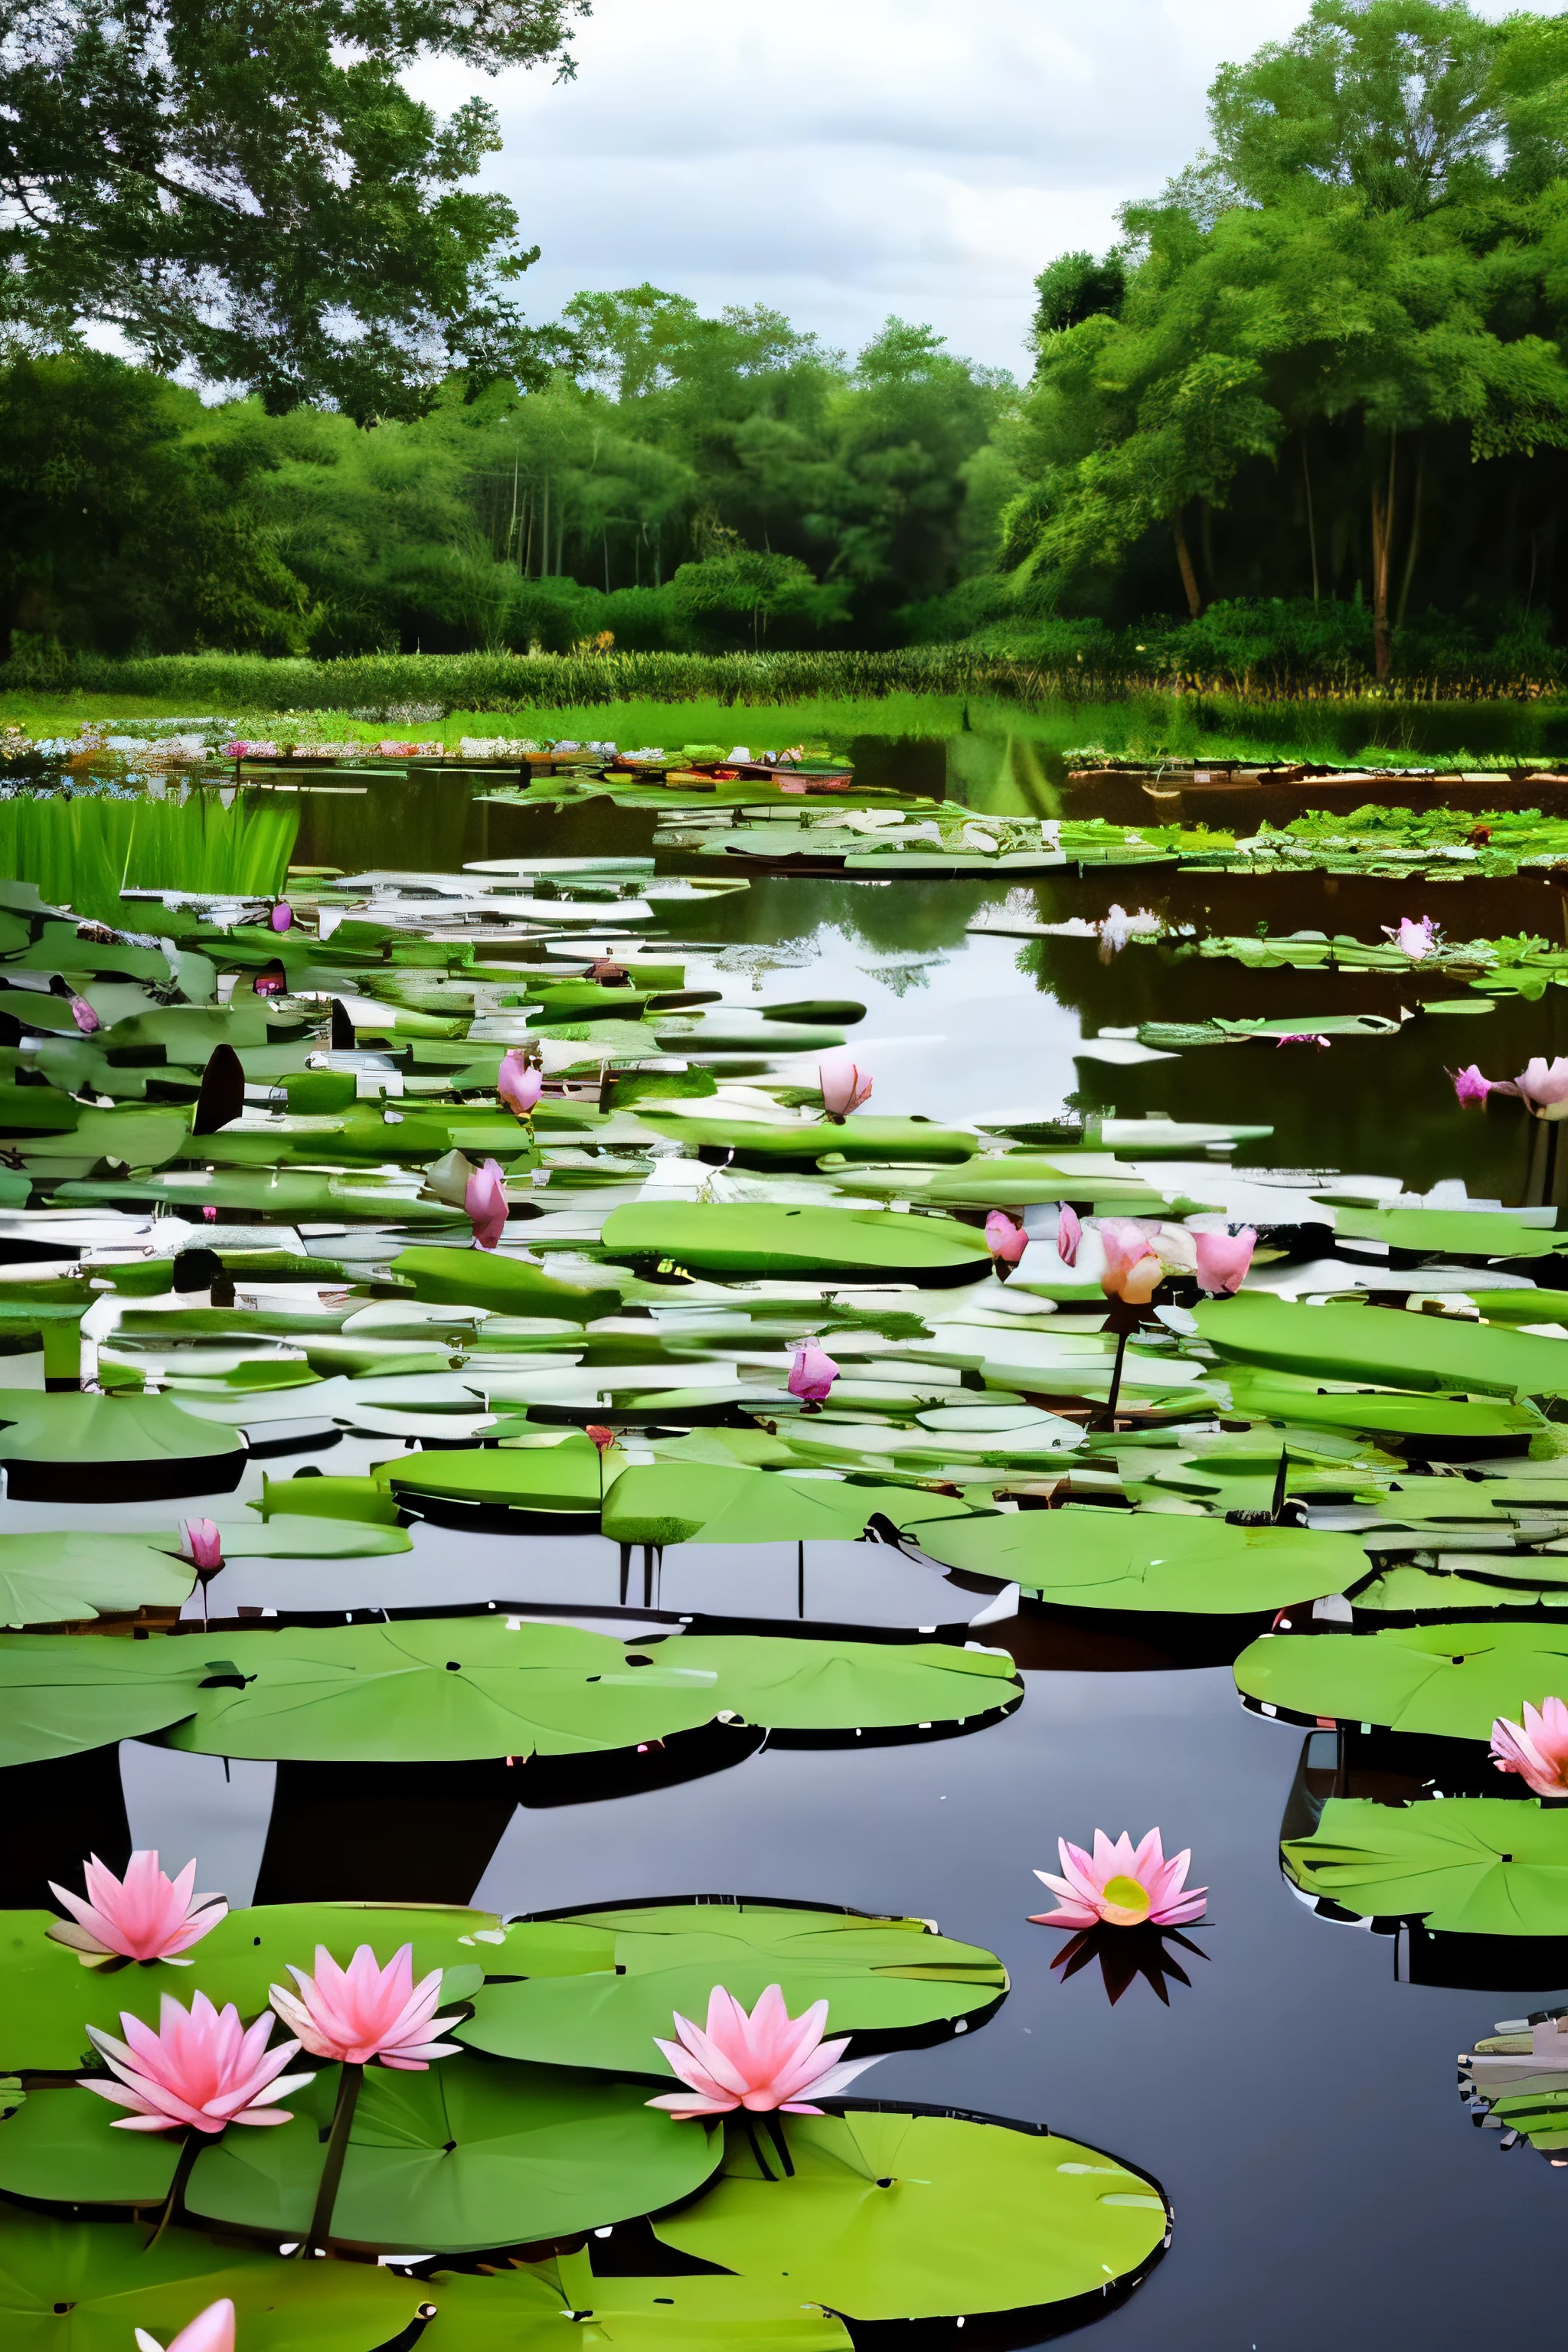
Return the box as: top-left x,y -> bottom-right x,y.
1001,0 -> 1568,671
0,0 -> 585,416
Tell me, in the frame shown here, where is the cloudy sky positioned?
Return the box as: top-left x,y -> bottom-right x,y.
413,0 -> 1348,377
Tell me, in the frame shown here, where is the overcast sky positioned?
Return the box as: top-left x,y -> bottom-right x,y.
413,0 -> 1353,377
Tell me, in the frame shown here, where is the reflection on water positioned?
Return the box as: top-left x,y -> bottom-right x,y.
1045,1921 -> 1210,2009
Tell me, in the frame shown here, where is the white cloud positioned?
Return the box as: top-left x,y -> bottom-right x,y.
410,0 -> 1515,374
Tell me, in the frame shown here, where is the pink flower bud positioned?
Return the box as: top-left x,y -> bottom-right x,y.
466,1158 -> 510,1249
70,995 -> 100,1034
178,1517 -> 224,1574
818,1051 -> 872,1122
1450,1063 -> 1496,1107
789,1338 -> 840,1403
498,1048 -> 543,1119
270,902 -> 293,933
985,1210 -> 1028,1273
1056,1203 -> 1083,1267
1194,1227 -> 1256,1295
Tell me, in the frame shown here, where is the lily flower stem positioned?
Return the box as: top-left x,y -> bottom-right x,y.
763,2112 -> 795,2177
743,2115 -> 779,2181
1270,1447 -> 1289,1523
304,2061 -> 363,2257
1097,1327 -> 1130,1430
145,2127 -> 203,2251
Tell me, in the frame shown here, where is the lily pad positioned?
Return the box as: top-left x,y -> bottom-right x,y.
390,1246 -> 620,1321
906,1509 -> 1364,1613
424,2253 -> 853,2350
1235,1620 -> 1568,1738
0,1531 -> 194,1626
0,1634 -> 208,1766
653,2108 -> 1168,2321
1331,1207 -> 1568,1259
642,1116 -> 977,1166
599,1204 -> 990,1282
1194,1293 -> 1568,1401
653,1634 -> 1021,1734
0,1392 -> 244,1502
382,1436 -> 603,1514
0,2210 -> 415,2352
601,1463 -> 981,1548
1282,1795 -> 1568,1933
459,1898 -> 1008,2072
0,1902 -> 497,2072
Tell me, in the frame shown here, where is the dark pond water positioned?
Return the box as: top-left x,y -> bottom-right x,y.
8,744 -> 1568,2347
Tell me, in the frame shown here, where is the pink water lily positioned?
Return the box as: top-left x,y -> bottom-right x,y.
466,1157 -> 509,1248
789,1338 -> 840,1403
1384,915 -> 1436,961
47,1851 -> 228,1965
818,1050 -> 872,1122
1098,1217 -> 1166,1305
648,1984 -> 880,2118
498,1048 -> 543,1119
1057,1202 -> 1083,1267
69,994 -> 100,1034
1510,1057 -> 1568,1120
135,2298 -> 235,2352
1194,1227 -> 1256,1295
985,1210 -> 1028,1274
178,1518 -> 224,1573
1491,1696 -> 1568,1797
1031,1828 -> 1207,1930
586,1423 -> 619,1458
1450,1063 -> 1498,1106
270,1943 -> 463,2071
270,901 -> 293,933
82,1988 -> 312,2132
1275,1033 -> 1329,1049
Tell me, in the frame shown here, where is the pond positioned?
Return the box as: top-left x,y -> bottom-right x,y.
0,737 -> 1565,2350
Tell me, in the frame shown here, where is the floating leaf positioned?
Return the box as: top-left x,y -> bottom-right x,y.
1235,1621 -> 1568,1737
599,1204 -> 990,1282
0,1392 -> 245,1502
1195,1294 -> 1568,1400
459,1898 -> 1007,2072
907,1508 -> 1362,1612
601,1463 -> 980,1548
654,2109 -> 1168,2320
1282,1796 -> 1568,1933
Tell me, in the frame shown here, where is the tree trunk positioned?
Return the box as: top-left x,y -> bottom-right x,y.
1302,439 -> 1320,604
1369,433 -> 1396,680
1172,511 -> 1204,618
540,473 -> 550,578
1396,446 -> 1425,631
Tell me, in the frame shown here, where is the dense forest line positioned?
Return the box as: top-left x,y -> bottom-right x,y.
11,0 -> 1568,683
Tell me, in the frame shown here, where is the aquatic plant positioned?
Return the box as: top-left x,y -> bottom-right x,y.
647,1984 -> 880,2118
1491,1697 -> 1568,1798
46,1852 -> 227,1966
269,1943 -> 462,2069
82,1989 -> 312,2131
1030,1831 -> 1207,1931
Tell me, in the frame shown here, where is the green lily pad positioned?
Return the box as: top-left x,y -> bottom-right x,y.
459,1898 -> 1008,2072
0,1902 -> 497,2072
1282,1795 -> 1568,1933
425,2252 -> 854,2349
641,1116 -> 977,1166
601,1463 -> 981,1548
1235,1620 -> 1568,1737
390,1246 -> 620,1320
1223,1378 -> 1541,1442
1331,1207 -> 1568,1259
655,1635 -> 1021,1734
0,1531 -> 194,1626
196,2056 -> 721,2251
382,1437 -> 603,1514
0,1392 -> 244,1501
1194,1293 -> 1568,1401
599,1205 -> 990,1282
0,2210 -> 415,2352
906,1509 -> 1364,1613
653,2109 -> 1168,2321
0,1634 -> 208,1766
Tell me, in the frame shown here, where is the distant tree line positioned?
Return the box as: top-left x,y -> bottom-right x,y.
10,0 -> 1568,678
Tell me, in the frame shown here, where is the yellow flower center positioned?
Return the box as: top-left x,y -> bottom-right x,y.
1100,1874 -> 1152,1926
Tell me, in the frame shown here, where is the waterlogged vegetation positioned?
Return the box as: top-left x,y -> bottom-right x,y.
0,729 -> 1564,2342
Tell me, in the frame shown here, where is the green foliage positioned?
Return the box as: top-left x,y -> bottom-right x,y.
0,0 -> 582,414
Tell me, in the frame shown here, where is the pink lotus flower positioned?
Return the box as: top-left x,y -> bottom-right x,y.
498,1049 -> 542,1119
47,1851 -> 228,1965
788,1338 -> 840,1403
270,1943 -> 462,2071
1384,915 -> 1436,961
1098,1217 -> 1165,1305
647,1984 -> 880,2118
178,1518 -> 224,1574
70,995 -> 100,1034
1194,1227 -> 1256,1295
1057,1203 -> 1083,1266
1451,1063 -> 1498,1107
270,902 -> 293,933
1511,1057 -> 1568,1121
1030,1828 -> 1207,1930
81,1988 -> 312,2132
985,1210 -> 1028,1274
135,2298 -> 235,2352
1490,1696 -> 1568,1797
818,1051 -> 872,1122
466,1157 -> 509,1249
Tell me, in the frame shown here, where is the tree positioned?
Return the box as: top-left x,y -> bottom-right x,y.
0,0 -> 586,416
